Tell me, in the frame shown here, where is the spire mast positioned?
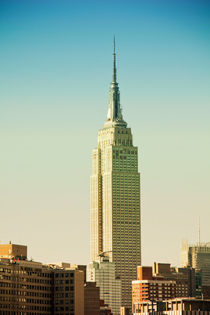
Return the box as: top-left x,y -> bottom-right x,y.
113,36 -> 117,83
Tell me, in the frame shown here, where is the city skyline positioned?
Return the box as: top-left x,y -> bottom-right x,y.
0,0 -> 210,267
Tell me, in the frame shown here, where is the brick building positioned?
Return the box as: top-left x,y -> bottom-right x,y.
132,264 -> 195,313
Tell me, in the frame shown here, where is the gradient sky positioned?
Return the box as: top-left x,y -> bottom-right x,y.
0,0 -> 210,267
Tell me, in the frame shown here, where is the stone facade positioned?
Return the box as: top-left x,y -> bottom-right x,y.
90,42 -> 141,312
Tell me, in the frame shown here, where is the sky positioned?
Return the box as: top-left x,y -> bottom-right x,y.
0,0 -> 210,267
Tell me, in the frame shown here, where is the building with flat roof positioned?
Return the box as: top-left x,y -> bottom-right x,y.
0,258 -> 53,314
153,262 -> 196,297
0,242 -> 27,260
0,243 -> 84,315
132,265 -> 195,313
52,266 -> 84,315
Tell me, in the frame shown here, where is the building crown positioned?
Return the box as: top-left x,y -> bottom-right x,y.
105,38 -> 127,128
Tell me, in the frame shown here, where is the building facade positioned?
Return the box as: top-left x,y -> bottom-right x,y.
52,266 -> 84,315
181,241 -> 210,286
84,282 -> 100,315
0,244 -> 84,315
87,256 -> 121,315
0,259 -> 52,314
133,298 -> 210,315
90,42 -> 141,311
153,263 -> 196,297
132,265 -> 195,313
181,241 -> 210,298
0,243 -> 27,260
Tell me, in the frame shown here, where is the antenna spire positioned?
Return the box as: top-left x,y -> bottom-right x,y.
198,216 -> 201,246
113,36 -> 117,83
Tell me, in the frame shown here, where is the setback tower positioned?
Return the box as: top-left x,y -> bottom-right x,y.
90,41 -> 141,310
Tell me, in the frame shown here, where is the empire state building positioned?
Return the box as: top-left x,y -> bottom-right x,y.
90,42 -> 141,310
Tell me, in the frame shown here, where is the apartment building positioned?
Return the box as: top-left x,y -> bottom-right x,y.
0,243 -> 84,315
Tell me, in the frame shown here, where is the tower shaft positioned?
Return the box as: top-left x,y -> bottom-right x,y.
90,42 -> 141,312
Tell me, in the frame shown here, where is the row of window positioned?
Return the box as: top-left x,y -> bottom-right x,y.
55,273 -> 74,278
0,307 -> 51,313
0,289 -> 51,294
1,276 -> 51,284
0,296 -> 51,304
54,279 -> 73,284
0,268 -> 51,278
55,286 -> 74,292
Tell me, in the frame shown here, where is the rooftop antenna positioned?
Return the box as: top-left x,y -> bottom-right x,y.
113,35 -> 117,83
198,216 -> 200,246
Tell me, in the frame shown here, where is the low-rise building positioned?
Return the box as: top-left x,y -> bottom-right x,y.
153,262 -> 195,297
132,265 -> 195,313
133,298 -> 210,314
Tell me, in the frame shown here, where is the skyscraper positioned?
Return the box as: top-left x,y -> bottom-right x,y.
90,41 -> 141,310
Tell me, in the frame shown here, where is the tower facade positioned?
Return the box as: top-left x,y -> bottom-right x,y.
87,257 -> 121,314
181,241 -> 210,286
90,43 -> 141,310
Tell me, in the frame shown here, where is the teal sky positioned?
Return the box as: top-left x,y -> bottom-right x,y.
0,0 -> 210,266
